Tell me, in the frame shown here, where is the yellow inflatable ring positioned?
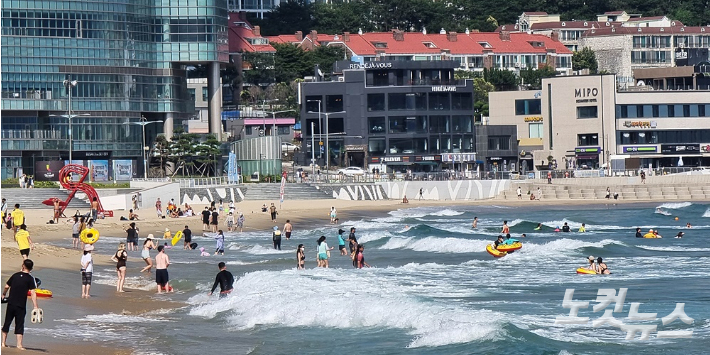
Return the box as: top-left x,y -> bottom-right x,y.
496,242 -> 523,252
486,244 -> 507,258
80,228 -> 100,244
576,267 -> 597,275
28,289 -> 53,298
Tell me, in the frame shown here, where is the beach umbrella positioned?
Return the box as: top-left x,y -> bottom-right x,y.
678,156 -> 684,167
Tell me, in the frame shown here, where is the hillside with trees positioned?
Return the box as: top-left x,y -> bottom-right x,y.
251,0 -> 710,35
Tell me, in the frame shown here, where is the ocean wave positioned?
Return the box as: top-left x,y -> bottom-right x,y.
430,209 -> 465,217
656,202 -> 692,209
92,272 -> 156,291
236,244 -> 293,255
187,270 -> 504,348
517,238 -> 624,257
379,236 -> 489,253
703,208 -> 710,218
636,245 -> 710,252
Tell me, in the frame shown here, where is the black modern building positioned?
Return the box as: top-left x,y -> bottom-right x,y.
300,60 -> 484,173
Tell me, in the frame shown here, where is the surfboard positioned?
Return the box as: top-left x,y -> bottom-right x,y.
171,230 -> 183,246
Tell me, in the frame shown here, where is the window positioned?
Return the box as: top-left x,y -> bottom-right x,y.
388,93 -> 427,110
515,99 -> 542,115
577,133 -> 599,146
188,88 -> 196,101
368,138 -> 386,155
202,87 -> 208,101
428,93 -> 450,111
488,136 -> 510,150
429,115 -> 449,133
367,93 -> 385,111
388,93 -> 407,110
389,138 -> 427,154
368,117 -> 385,134
451,93 -> 473,110
529,123 -> 543,138
577,106 -> 598,119
305,96 -> 322,113
326,95 -> 343,112
388,116 -> 419,133
245,126 -> 252,135
277,126 -> 290,135
451,115 -> 472,132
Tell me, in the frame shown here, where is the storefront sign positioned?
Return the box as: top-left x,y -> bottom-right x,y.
575,147 -> 601,154
623,121 -> 656,128
34,161 -> 65,181
575,87 -> 599,103
489,157 -> 502,161
661,144 -> 700,154
382,156 -> 402,162
623,146 -> 658,154
348,62 -> 393,69
415,155 -> 442,162
524,116 -> 543,122
442,153 -> 477,162
65,151 -> 112,159
345,145 -> 366,151
432,86 -> 457,92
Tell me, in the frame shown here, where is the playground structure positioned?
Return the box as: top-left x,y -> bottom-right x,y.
43,164 -> 113,218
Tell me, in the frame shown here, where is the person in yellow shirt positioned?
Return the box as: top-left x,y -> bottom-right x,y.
10,204 -> 24,234
578,223 -> 586,233
14,224 -> 33,260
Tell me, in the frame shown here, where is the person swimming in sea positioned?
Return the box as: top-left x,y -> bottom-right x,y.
501,221 -> 510,234
534,223 -> 542,231
493,235 -> 505,248
675,232 -> 684,239
596,257 -> 611,274
578,223 -> 586,232
502,234 -> 519,245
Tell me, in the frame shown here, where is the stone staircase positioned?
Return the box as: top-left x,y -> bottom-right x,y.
241,183 -> 329,200
0,188 -> 91,209
497,183 -> 710,201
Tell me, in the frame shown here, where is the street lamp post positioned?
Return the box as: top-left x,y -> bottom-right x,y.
124,116 -> 163,179
311,122 -> 316,176
63,77 -> 78,162
308,110 -> 346,180
306,100 -> 322,159
265,109 -> 297,161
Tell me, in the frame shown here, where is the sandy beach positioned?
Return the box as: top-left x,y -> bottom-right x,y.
0,195 -> 696,353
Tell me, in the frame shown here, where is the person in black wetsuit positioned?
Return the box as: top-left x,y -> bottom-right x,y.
182,225 -> 192,250
208,262 -> 234,299
347,227 -> 358,256
493,235 -> 505,248
635,227 -> 643,238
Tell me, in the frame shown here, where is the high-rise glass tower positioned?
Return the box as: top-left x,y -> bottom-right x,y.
1,0 -> 228,179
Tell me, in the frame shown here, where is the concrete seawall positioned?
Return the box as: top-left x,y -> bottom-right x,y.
377,180 -> 511,201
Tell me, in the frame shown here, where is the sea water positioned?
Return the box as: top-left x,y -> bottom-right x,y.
36,202 -> 710,354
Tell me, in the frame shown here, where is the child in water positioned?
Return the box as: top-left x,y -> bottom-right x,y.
199,247 -> 210,257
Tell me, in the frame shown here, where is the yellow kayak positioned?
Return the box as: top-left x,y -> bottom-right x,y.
496,242 -> 522,252
486,244 -> 507,258
576,267 -> 597,275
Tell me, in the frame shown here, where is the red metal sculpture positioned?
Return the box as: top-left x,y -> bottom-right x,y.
43,164 -> 113,217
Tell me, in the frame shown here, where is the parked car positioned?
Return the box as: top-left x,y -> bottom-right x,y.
337,167 -> 366,176
282,142 -> 300,152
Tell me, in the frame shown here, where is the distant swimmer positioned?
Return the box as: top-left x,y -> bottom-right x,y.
472,217 -> 478,229
554,226 -> 560,232
586,256 -> 599,273
596,257 -> 611,274
686,223 -> 692,228
578,223 -> 586,233
635,227 -> 643,238
208,262 -> 234,298
501,220 -> 510,234
520,233 -> 527,238
675,232 -> 684,239
562,223 -> 571,233
534,223 -> 542,231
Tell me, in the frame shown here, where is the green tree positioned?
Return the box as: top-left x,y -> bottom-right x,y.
519,65 -> 557,89
572,47 -> 598,74
483,68 -> 519,91
273,43 -> 309,83
307,45 -> 346,79
169,127 -> 198,176
195,134 -> 222,177
251,0 -> 314,36
473,77 -> 495,103
153,135 -> 170,177
241,52 -> 276,88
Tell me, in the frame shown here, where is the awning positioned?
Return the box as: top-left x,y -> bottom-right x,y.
518,137 -> 543,147
577,155 -> 599,159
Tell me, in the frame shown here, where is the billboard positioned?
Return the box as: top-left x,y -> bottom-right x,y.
34,161 -> 65,181
113,160 -> 133,180
90,160 -> 109,182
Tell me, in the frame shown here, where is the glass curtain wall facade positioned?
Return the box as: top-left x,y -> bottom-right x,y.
1,0 -> 228,179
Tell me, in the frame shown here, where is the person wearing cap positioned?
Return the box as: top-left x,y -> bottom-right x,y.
163,227 -> 171,239
675,232 -> 685,239
597,257 -> 610,274
272,226 -> 282,250
80,244 -> 94,298
337,229 -> 348,255
493,235 -> 505,248
587,256 -> 599,273
140,234 -> 156,273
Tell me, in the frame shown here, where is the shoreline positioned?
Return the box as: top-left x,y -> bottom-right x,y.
1,197 -> 707,353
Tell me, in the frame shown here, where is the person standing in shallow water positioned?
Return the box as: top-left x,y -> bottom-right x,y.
209,262 -> 234,298
501,220 -> 510,234
269,203 -> 277,222
283,220 -> 293,240
296,244 -> 306,269
155,245 -> 171,293
1,259 -> 39,350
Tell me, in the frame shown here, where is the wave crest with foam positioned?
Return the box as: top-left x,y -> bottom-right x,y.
656,202 -> 692,209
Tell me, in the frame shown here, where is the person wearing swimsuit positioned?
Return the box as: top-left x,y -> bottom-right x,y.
296,244 -> 305,269
140,235 -> 156,273
111,243 -> 128,292
596,257 -> 610,274
501,220 -> 510,234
